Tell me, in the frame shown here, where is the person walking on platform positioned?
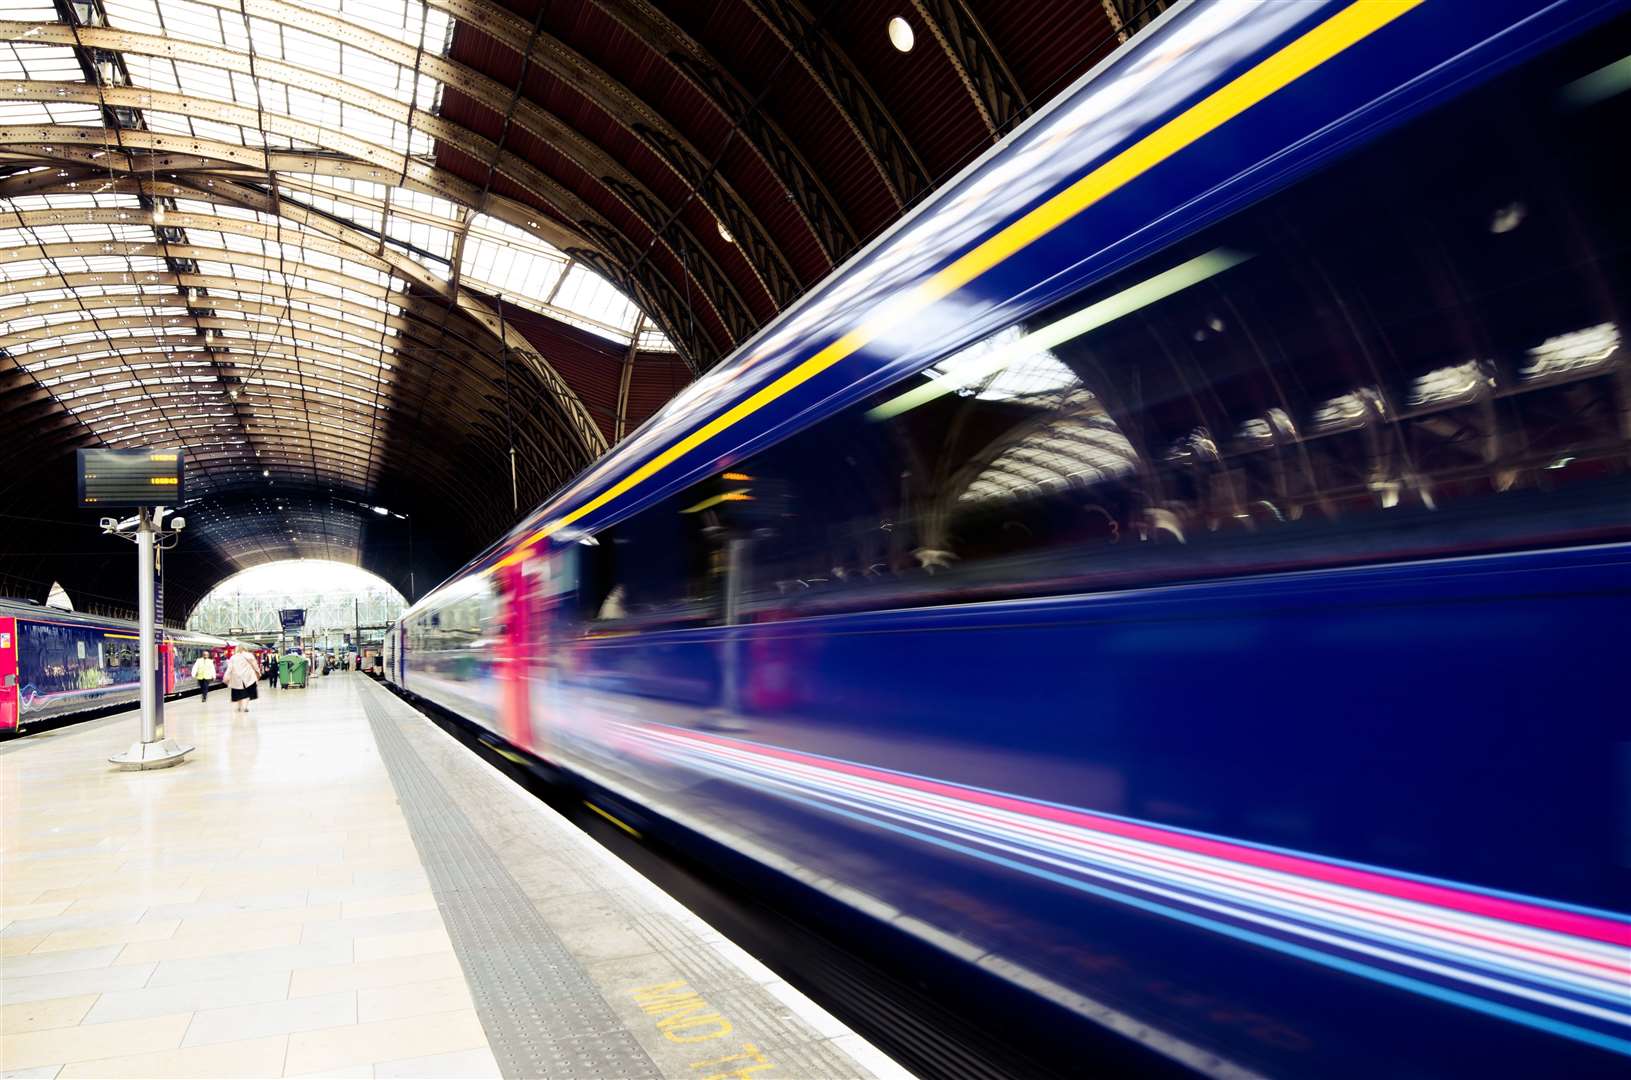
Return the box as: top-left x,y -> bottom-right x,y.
191,653 -> 216,701
225,646 -> 261,715
267,653 -> 280,690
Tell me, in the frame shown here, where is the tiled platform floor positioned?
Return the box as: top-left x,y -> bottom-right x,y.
1,674 -> 905,1080
1,675 -> 501,1078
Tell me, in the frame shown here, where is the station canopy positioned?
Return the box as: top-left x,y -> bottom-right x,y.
1,0 -> 1164,617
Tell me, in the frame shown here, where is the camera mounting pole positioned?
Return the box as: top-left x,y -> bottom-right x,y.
103,506 -> 194,770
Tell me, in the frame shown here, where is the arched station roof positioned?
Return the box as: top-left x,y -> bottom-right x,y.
1,0 -> 1164,617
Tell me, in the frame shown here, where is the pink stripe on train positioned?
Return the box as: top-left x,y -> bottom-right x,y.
672,728 -> 1631,949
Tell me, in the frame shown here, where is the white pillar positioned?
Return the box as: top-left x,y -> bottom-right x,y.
109,508 -> 193,770
136,508 -> 157,743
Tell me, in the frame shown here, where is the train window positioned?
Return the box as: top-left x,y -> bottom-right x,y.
17,623 -> 140,696
581,479 -> 730,630
730,25 -> 1630,620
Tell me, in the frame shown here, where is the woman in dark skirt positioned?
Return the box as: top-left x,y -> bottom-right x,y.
224,647 -> 262,714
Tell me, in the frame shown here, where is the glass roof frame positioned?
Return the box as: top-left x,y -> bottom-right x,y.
3,0 -> 670,554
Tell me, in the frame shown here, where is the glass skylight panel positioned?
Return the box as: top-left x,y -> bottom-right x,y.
172,197 -> 218,217
120,54 -> 182,94
0,101 -> 47,127
0,100 -> 98,125
229,69 -> 266,109
170,61 -> 225,98
189,116 -> 246,145
3,42 -> 83,82
459,218 -> 576,312
636,326 -> 676,352
340,45 -> 400,93
385,211 -> 452,261
6,0 -> 676,496
391,188 -> 461,223
150,0 -> 223,44
103,0 -> 163,34
550,263 -> 645,337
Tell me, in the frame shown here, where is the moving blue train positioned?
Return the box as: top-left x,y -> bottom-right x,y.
0,599 -> 258,732
385,0 -> 1631,1073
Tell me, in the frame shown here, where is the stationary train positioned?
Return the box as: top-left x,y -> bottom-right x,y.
0,599 -> 264,732
386,0 -> 1631,1073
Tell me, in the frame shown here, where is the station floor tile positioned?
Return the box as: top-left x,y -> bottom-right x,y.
0,676 -> 494,1078
2,673 -> 910,1080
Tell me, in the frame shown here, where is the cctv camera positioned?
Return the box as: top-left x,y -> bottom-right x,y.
100,517 -> 117,531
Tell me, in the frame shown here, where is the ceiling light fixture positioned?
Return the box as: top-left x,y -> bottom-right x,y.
888,16 -> 915,52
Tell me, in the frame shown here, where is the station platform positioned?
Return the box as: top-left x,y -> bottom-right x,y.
0,675 -> 908,1080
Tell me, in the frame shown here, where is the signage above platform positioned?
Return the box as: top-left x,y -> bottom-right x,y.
77,448 -> 186,508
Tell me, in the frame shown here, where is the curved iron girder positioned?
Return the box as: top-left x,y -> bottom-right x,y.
2,239 -> 380,286
93,0 -> 771,340
2,107 -> 722,367
2,264 -> 388,303
0,72 -> 743,357
0,260 -> 412,336
0,125 -> 490,214
0,236 -> 565,383
8,311 -> 380,370
2,153 -> 611,460
3,285 -> 483,423
3,187 -> 609,506
1,270 -> 400,325
8,302 -> 549,418
66,417 -> 368,474
11,313 -> 590,479
31,376 -> 374,450
1103,0 -> 1174,41
1,196 -> 392,278
738,0 -> 931,209
45,397 -> 535,539
37,333 -> 575,485
186,446 -> 514,542
423,0 -> 802,310
3,253 -> 259,499
365,361 -> 586,506
585,0 -> 856,270
29,353 -> 389,418
0,50 -> 583,254
909,0 -> 1029,140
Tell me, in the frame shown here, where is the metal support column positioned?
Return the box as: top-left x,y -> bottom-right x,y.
615,316 -> 643,444
109,508 -> 193,770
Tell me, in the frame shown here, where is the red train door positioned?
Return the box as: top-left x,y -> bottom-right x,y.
160,638 -> 176,695
0,617 -> 16,732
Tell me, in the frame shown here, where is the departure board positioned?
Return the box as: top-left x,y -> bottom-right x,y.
77,448 -> 186,507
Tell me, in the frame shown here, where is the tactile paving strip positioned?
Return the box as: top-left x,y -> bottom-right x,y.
360,686 -> 663,1080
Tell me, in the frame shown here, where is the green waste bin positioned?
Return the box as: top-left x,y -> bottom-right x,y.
280,655 -> 309,688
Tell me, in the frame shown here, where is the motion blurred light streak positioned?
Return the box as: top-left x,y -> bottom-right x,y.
1561,55 -> 1631,107
680,489 -> 753,514
616,721 -> 1631,1054
867,248 -> 1252,421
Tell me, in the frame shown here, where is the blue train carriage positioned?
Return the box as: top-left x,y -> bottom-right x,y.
0,600 -> 231,732
397,0 -> 1630,1074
